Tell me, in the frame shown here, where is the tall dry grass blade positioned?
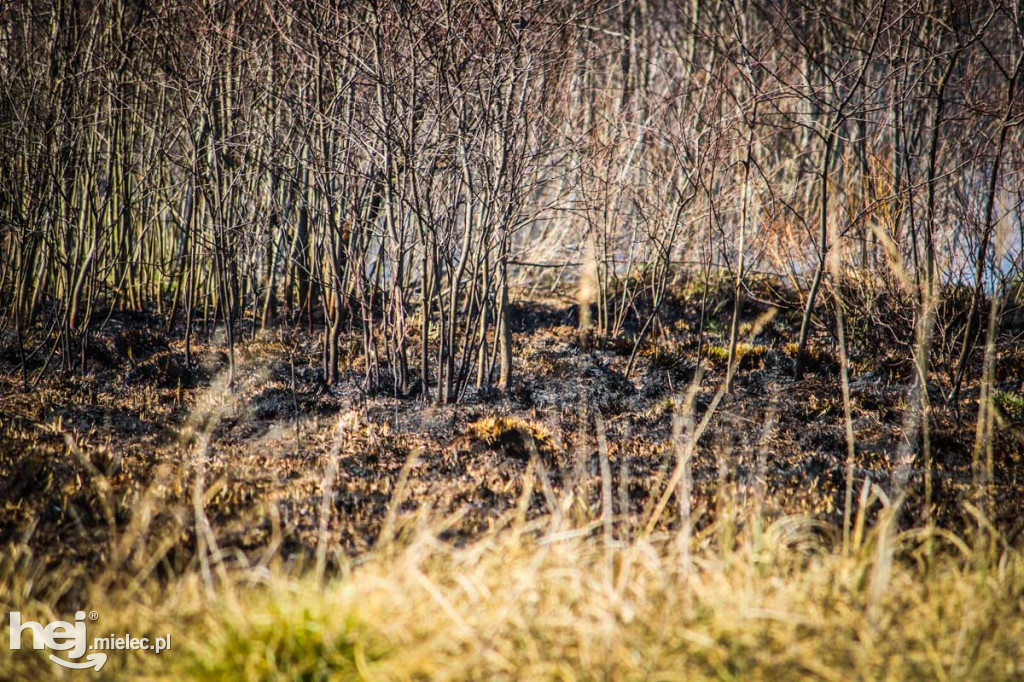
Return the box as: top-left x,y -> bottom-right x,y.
316,412 -> 352,586
643,309 -> 776,539
596,415 -> 614,575
377,444 -> 422,550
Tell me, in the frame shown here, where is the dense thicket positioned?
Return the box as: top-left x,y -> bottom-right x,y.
1,0 -> 1022,402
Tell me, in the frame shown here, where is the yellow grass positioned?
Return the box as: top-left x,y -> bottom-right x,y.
4,508 -> 1024,681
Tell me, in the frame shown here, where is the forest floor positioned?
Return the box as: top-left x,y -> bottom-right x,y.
3,277 -> 1024,615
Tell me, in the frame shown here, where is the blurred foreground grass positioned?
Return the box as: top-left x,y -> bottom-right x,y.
3,506 -> 1023,681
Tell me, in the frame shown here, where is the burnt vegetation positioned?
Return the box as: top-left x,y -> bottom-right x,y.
2,0 -> 1024,622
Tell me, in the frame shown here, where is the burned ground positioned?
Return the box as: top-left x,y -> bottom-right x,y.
2,281 -> 1024,609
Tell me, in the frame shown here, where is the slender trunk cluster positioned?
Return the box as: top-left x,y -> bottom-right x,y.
1,0 -> 1021,405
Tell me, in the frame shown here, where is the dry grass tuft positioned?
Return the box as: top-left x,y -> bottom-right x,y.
784,341 -> 834,374
466,416 -> 553,460
705,342 -> 768,369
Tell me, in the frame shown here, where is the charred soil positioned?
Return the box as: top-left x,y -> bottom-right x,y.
3,281 -> 1024,609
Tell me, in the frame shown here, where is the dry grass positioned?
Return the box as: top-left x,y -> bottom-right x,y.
465,416 -> 554,460
704,342 -> 768,369
4,506 -> 1024,680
